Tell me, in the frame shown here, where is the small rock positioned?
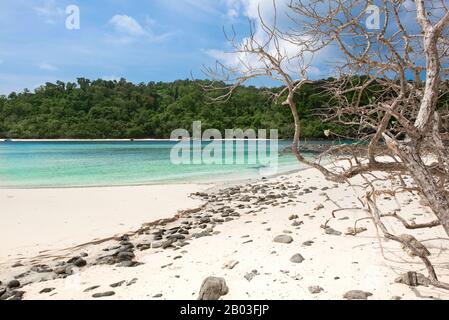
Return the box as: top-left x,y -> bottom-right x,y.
153,293 -> 163,298
197,277 -> 229,300
288,214 -> 299,220
290,253 -> 305,263
302,241 -> 314,246
7,280 -> 20,289
325,227 -> 342,236
308,286 -> 323,294
273,235 -> 293,244
84,285 -> 100,292
343,290 -> 373,300
394,271 -> 430,287
39,288 -> 55,294
314,204 -> 324,211
73,258 -> 87,267
345,227 -> 367,236
110,280 -> 126,288
92,291 -> 115,298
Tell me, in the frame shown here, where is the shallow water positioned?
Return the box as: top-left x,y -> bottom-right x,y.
0,140 -> 320,188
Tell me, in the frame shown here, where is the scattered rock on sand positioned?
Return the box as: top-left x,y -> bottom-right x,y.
153,293 -> 163,298
92,291 -> 115,298
73,258 -> 87,267
110,280 -> 126,288
325,227 -> 342,236
197,277 -> 229,300
314,204 -> 324,211
290,253 -> 305,263
273,235 -> 293,244
84,285 -> 100,292
302,241 -> 314,246
7,280 -> 20,289
288,214 -> 299,220
343,290 -> 373,300
395,271 -> 430,287
308,286 -> 323,294
39,288 -> 55,294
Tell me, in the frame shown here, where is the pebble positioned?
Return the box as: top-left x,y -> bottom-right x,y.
343,290 -> 373,300
7,280 -> 20,289
290,253 -> 305,263
273,235 -> 293,244
92,291 -> 116,298
39,288 -> 55,294
308,286 -> 323,294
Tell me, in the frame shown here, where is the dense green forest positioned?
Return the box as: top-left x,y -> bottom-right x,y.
0,78 -> 350,139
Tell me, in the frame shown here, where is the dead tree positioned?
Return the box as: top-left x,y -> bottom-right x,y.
207,0 -> 449,289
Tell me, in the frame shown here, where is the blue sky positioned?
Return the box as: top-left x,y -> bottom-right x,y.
0,0 -> 272,94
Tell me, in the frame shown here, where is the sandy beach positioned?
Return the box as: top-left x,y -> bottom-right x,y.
0,184 -> 210,260
1,165 -> 449,300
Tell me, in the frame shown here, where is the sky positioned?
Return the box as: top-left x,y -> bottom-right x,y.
0,0 -> 290,94
0,0 -> 424,95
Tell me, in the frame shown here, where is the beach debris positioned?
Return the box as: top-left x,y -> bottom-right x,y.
197,277 -> 229,300
273,235 -> 293,244
343,290 -> 373,300
394,271 -> 430,287
244,270 -> 258,282
289,214 -> 299,220
399,234 -> 430,257
92,291 -> 115,298
223,260 -> 239,270
345,227 -> 367,236
290,253 -> 305,263
308,286 -> 323,294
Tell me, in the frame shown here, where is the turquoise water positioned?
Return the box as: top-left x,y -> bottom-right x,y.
0,140 -> 313,188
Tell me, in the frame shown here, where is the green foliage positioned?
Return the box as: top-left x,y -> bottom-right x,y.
0,78 -> 351,139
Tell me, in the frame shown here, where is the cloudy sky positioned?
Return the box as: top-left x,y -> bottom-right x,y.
0,0 -> 422,95
0,0 -> 311,94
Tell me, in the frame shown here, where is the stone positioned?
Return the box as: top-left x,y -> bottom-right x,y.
244,272 -> 256,281
290,253 -> 305,263
73,258 -> 87,267
7,280 -> 20,289
325,227 -> 342,236
12,262 -> 24,268
110,280 -> 126,288
197,277 -> 229,300
223,260 -> 239,270
314,204 -> 324,211
127,278 -> 138,286
92,291 -> 115,298
343,290 -> 373,300
84,285 -> 100,292
116,251 -> 135,262
54,266 -> 68,275
39,288 -> 55,294
303,241 -> 314,246
153,293 -> 163,298
394,271 -> 430,287
308,286 -> 323,294
273,235 -> 293,244
288,214 -> 299,220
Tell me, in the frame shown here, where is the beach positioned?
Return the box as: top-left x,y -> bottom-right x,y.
1,166 -> 449,300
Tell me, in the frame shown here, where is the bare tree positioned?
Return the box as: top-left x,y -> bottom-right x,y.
207,0 -> 449,289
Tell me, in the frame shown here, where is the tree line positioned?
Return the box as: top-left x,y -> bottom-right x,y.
0,77 -> 419,139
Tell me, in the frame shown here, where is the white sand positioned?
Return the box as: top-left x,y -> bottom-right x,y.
1,167 -> 449,300
0,184 -> 210,260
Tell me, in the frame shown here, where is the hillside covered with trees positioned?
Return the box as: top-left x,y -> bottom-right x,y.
0,78 -> 365,139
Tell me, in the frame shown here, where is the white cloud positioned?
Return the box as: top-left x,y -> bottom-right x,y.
34,0 -> 65,24
109,15 -> 146,36
108,14 -> 178,44
37,62 -> 58,71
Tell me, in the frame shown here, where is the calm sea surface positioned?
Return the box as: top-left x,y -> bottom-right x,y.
0,140 -> 321,188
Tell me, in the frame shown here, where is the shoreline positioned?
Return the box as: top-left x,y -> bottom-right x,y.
1,166 -> 449,300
